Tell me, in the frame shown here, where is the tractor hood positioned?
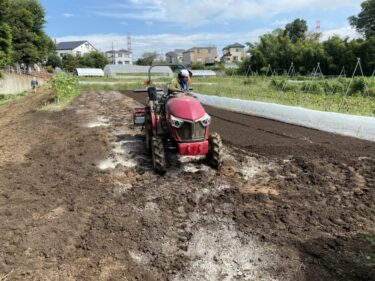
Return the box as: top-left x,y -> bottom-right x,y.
166,96 -> 206,121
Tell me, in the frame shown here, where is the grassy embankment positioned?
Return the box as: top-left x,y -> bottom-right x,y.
0,92 -> 28,106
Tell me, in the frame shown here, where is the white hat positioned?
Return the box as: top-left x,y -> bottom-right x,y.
180,69 -> 190,77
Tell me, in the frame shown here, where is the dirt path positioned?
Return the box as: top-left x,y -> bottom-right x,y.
0,90 -> 374,281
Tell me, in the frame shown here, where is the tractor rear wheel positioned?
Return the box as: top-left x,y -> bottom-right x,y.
151,137 -> 167,174
207,132 -> 223,169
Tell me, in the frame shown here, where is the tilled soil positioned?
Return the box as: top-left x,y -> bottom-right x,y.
0,89 -> 374,281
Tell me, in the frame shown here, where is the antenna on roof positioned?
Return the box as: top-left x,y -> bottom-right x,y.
127,32 -> 132,53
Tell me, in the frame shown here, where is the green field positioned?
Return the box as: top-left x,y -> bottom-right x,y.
78,75 -> 375,117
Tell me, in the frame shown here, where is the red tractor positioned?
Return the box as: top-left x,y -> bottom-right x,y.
133,65 -> 222,174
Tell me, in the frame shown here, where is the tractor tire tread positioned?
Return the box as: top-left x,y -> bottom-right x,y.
207,132 -> 223,169
152,137 -> 167,175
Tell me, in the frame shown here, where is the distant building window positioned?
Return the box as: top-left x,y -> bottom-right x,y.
236,48 -> 241,52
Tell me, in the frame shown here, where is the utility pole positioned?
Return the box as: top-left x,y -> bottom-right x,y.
112,42 -> 115,64
127,32 -> 132,53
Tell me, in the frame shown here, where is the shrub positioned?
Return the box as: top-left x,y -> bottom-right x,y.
46,66 -> 54,73
301,82 -> 324,95
368,87 -> 375,97
348,78 -> 367,95
51,74 -> 79,104
270,78 -> 300,92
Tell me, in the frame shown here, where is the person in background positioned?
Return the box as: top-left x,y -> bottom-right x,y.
31,77 -> 38,93
168,69 -> 192,92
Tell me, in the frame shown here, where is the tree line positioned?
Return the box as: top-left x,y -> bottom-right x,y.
0,0 -> 108,72
238,0 -> 375,76
0,0 -> 55,68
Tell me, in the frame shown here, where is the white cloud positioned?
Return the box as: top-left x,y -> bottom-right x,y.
87,0 -> 362,26
62,13 -> 75,18
272,19 -> 291,27
321,26 -> 361,40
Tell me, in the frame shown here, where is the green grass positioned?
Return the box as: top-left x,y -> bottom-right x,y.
80,75 -> 375,116
78,76 -> 170,83
79,82 -> 145,91
0,91 -> 28,106
192,76 -> 375,116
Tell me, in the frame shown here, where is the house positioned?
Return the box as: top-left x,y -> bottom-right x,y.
183,47 -> 218,66
105,49 -> 133,65
221,43 -> 246,64
165,49 -> 185,64
56,41 -> 97,57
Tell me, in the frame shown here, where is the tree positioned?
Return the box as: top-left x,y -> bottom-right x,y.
349,0 -> 375,39
79,51 -> 109,69
8,0 -> 54,66
284,19 -> 308,43
0,0 -> 12,67
0,23 -> 12,67
293,39 -> 327,74
46,53 -> 62,68
357,36 -> 375,75
136,52 -> 157,65
62,54 -> 79,72
245,29 -> 294,74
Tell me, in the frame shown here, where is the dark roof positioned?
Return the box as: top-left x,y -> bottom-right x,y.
166,51 -> 177,56
106,49 -> 131,54
57,41 -> 89,50
223,43 -> 245,49
185,47 -> 217,53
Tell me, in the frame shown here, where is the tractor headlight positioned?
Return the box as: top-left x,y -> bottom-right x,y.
170,115 -> 184,128
198,113 -> 211,127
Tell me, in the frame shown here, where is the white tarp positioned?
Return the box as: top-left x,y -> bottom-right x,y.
194,93 -> 375,142
76,68 -> 104,77
191,70 -> 217,77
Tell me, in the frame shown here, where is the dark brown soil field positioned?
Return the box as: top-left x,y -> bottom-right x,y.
0,89 -> 374,281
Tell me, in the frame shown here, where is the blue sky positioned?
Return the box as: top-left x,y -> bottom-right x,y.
40,0 -> 363,58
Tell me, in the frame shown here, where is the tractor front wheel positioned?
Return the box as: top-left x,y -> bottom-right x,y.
207,132 -> 223,169
152,137 -> 167,175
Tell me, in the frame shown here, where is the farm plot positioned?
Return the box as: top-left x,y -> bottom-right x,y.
0,89 -> 374,281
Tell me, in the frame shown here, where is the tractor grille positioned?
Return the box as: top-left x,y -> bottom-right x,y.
177,122 -> 206,141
